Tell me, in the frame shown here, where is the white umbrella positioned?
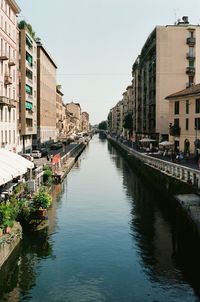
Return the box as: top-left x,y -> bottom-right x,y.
139,138 -> 156,143
159,141 -> 174,146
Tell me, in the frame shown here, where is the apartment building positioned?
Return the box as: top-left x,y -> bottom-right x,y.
37,41 -> 57,145
18,21 -> 37,153
0,0 -> 20,152
81,111 -> 89,132
166,83 -> 200,154
111,101 -> 123,136
66,102 -> 81,133
132,16 -> 200,142
56,87 -> 64,139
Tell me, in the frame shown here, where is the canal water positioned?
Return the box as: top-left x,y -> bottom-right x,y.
1,135 -> 200,301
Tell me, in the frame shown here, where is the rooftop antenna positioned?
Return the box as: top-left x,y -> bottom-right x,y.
173,8 -> 179,24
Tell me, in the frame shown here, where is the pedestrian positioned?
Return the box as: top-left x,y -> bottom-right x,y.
198,158 -> 200,170
46,154 -> 49,161
185,151 -> 190,163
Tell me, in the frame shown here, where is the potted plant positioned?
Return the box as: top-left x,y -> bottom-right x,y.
33,187 -> 52,219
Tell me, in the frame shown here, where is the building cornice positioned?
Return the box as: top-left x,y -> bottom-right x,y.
7,0 -> 21,14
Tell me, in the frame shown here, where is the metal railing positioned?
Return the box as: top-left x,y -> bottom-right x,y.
110,137 -> 200,188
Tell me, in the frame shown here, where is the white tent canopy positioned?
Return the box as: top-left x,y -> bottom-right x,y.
0,149 -> 34,186
139,138 -> 156,143
159,141 -> 174,146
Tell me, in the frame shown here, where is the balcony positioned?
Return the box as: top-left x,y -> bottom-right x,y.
0,52 -> 9,61
4,74 -> 12,85
186,82 -> 194,88
186,53 -> 195,60
186,66 -> 195,74
8,57 -> 16,66
169,125 -> 180,136
186,37 -> 196,45
26,127 -> 33,132
0,96 -> 16,107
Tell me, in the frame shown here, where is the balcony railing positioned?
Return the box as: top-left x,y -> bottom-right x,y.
169,125 -> 181,136
27,127 -> 33,132
0,96 -> 16,107
0,52 -> 9,61
4,74 -> 12,85
8,57 -> 16,66
186,37 -> 196,45
186,66 -> 195,74
186,53 -> 195,60
186,82 -> 194,88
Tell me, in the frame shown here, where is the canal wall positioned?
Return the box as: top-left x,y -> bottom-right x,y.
53,142 -> 87,183
108,137 -> 194,195
108,136 -> 200,236
0,222 -> 22,269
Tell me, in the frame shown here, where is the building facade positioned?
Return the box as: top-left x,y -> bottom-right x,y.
132,17 -> 200,141
81,111 -> 89,133
0,0 -> 20,152
56,87 -> 64,140
18,21 -> 37,153
66,102 -> 81,133
166,83 -> 200,154
37,41 -> 57,145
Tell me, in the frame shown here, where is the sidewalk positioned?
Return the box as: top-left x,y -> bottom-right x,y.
117,138 -> 200,171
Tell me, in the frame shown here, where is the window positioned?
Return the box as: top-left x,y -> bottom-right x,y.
195,118 -> 200,130
9,130 -> 11,144
0,108 -> 2,121
186,118 -> 189,130
174,101 -> 179,115
174,118 -> 179,127
189,31 -> 194,38
195,99 -> 200,113
8,108 -> 11,122
5,107 -> 7,122
26,84 -> 32,95
26,51 -> 33,67
186,100 -> 189,114
5,130 -> 7,143
13,130 -> 15,144
189,47 -> 194,57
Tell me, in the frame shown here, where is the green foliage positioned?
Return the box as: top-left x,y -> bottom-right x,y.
123,113 -> 133,131
43,166 -> 53,185
98,120 -> 108,130
18,20 -> 36,39
33,187 -> 52,209
0,203 -> 16,228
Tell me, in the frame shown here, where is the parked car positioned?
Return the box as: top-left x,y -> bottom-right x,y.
31,150 -> 42,158
39,148 -> 48,157
21,154 -> 34,162
50,142 -> 63,150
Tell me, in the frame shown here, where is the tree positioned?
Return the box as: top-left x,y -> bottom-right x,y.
98,120 -> 108,130
123,113 -> 133,132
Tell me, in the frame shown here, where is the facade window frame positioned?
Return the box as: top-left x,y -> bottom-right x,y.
174,101 -> 179,115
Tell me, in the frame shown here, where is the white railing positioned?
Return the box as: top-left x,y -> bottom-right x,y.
110,137 -> 200,188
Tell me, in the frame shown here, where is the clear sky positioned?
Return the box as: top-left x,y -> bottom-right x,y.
17,0 -> 200,124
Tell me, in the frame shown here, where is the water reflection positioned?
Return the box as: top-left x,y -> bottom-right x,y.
108,142 -> 200,298
0,229 -> 53,302
1,138 -> 200,301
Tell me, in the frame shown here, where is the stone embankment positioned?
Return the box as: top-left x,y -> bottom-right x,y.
52,141 -> 87,182
0,222 -> 22,269
108,136 -> 200,236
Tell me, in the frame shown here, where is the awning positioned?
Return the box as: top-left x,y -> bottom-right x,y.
0,149 -> 34,186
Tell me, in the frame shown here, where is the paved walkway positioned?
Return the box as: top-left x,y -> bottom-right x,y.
118,139 -> 200,171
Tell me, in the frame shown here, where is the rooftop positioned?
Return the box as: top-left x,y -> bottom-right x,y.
166,83 -> 200,99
